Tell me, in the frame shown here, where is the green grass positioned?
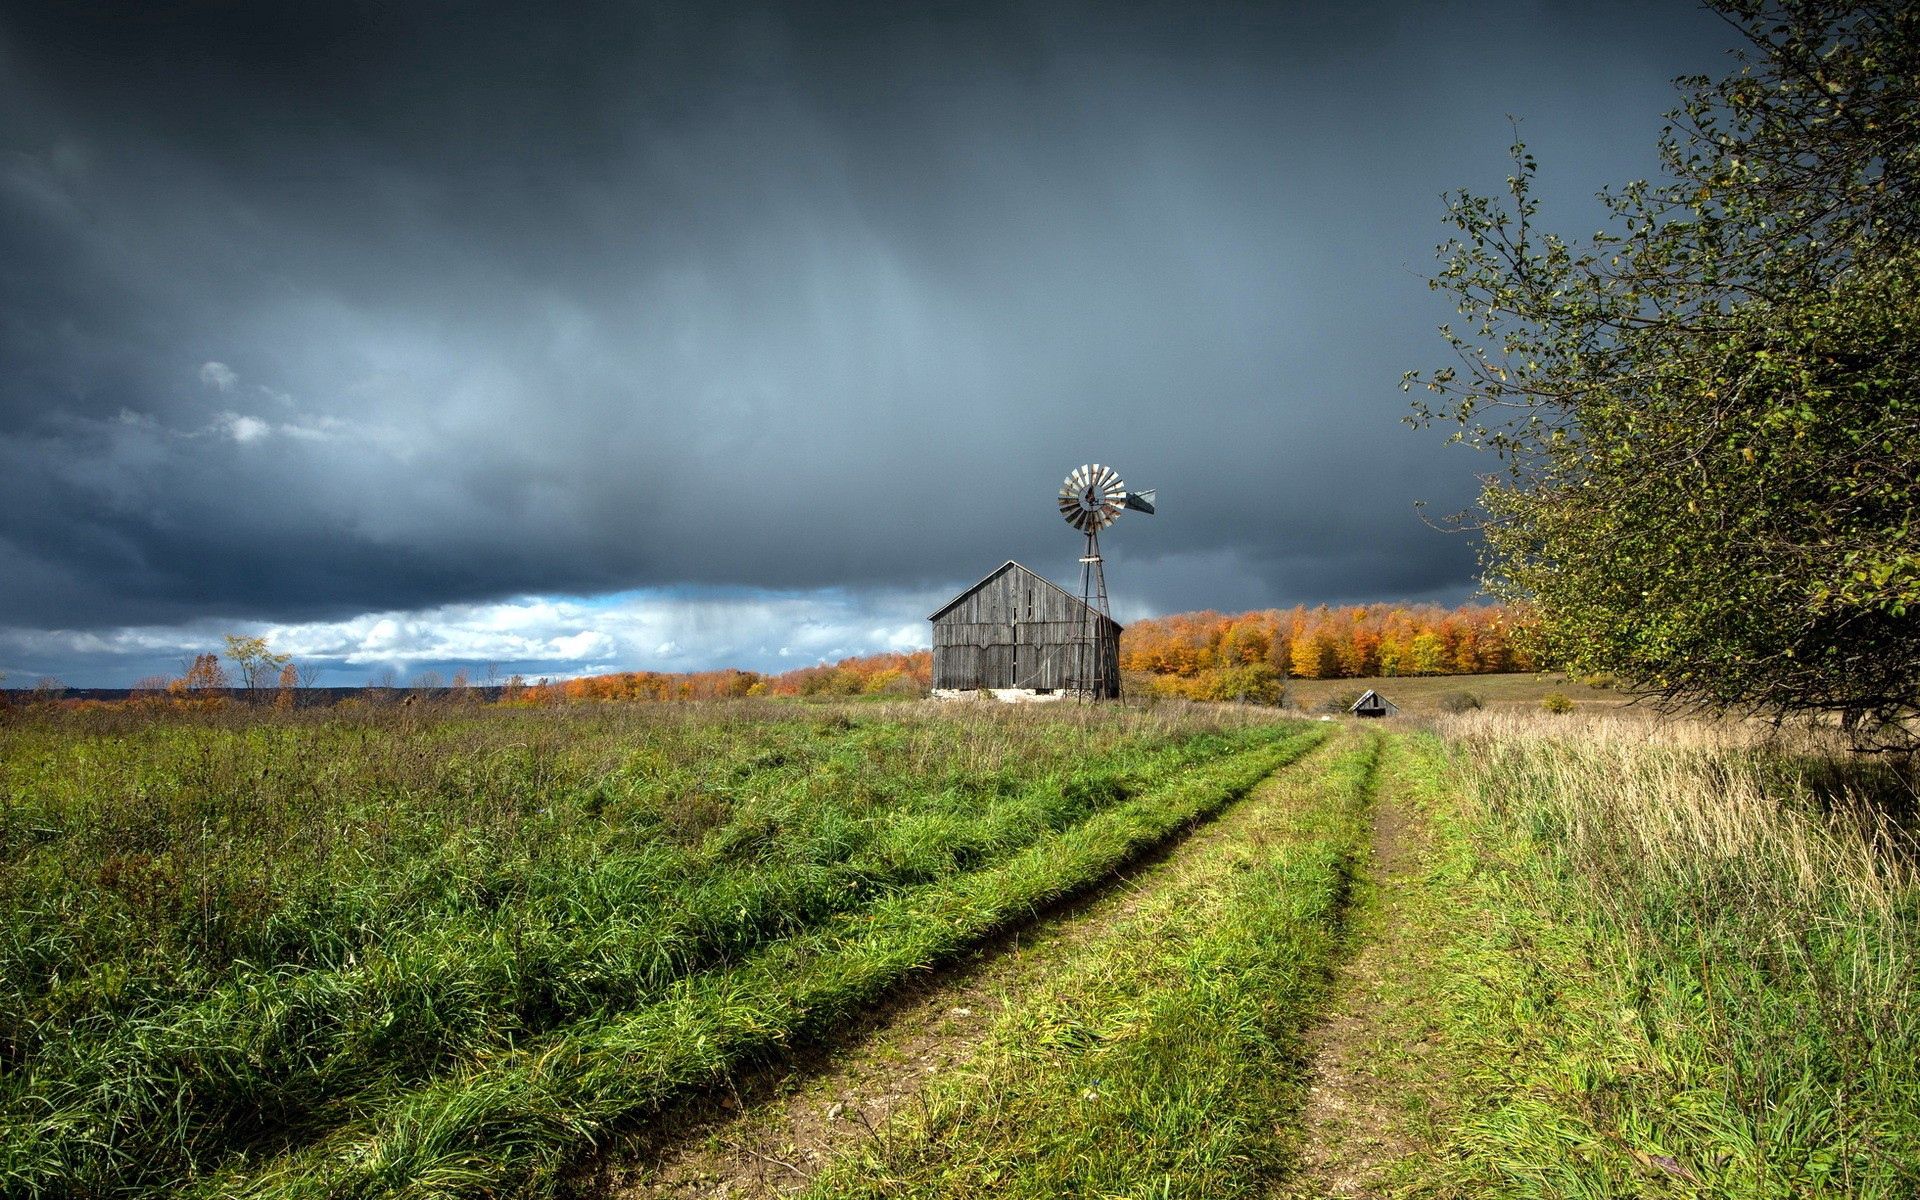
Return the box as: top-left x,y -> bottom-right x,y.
15,699 -> 1905,1198
1388,715 -> 1920,1198
0,701 -> 1318,1198
800,729 -> 1383,1198
1281,671 -> 1627,714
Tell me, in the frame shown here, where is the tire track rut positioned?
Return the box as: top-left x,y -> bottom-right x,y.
1277,735 -> 1446,1198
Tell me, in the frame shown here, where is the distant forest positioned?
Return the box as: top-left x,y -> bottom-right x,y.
1120,603 -> 1536,701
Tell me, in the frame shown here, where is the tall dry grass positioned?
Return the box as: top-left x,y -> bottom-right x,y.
1436,710 -> 1920,1194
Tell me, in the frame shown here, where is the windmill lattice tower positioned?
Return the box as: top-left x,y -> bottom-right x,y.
1056,464 -> 1155,698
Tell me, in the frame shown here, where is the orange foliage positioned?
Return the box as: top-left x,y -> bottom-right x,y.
514,651 -> 933,706
1121,603 -> 1538,689
762,651 -> 931,698
171,653 -> 230,694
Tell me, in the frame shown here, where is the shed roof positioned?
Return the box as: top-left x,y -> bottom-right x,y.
928,560 -> 1122,631
1349,688 -> 1400,714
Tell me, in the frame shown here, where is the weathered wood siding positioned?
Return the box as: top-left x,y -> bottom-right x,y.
930,562 -> 1121,696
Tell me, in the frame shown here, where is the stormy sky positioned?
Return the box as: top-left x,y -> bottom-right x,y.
2,1 -> 1738,686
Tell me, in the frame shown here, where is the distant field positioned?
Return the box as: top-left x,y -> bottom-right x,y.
1280,670 -> 1630,713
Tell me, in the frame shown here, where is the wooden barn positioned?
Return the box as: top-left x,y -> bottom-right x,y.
929,561 -> 1122,698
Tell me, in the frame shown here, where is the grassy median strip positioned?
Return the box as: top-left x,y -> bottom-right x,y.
171,721 -> 1329,1198
800,728 -> 1383,1199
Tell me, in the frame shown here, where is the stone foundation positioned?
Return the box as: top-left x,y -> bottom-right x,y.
930,687 -> 1070,703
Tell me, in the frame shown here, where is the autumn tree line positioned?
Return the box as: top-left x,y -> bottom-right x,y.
515,651 -> 935,703
1121,603 -> 1537,702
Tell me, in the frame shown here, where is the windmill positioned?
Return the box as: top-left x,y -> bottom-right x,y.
1057,464 -> 1155,697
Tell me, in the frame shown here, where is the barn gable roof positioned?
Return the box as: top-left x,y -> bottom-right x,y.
1349,688 -> 1400,714
928,560 -> 1123,631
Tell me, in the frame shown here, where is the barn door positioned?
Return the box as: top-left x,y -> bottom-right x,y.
1014,619 -> 1060,689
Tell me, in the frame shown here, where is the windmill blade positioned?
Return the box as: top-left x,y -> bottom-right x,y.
1060,463 -> 1135,532
1124,489 -> 1156,515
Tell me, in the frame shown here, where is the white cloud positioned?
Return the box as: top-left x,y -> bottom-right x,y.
214,412 -> 272,442
80,391 -> 382,450
551,629 -> 614,659
199,361 -> 238,391
277,414 -> 349,441
0,585 -> 951,685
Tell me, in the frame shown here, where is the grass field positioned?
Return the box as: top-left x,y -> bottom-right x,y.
3,698 -> 1913,1198
1279,670 -> 1628,714
0,701 -> 1319,1197
1400,713 -> 1920,1197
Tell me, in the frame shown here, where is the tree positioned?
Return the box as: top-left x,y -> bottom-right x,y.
1218,620 -> 1271,667
1200,663 -> 1284,704
1341,622 -> 1382,678
223,635 -> 290,694
1408,1 -> 1919,745
1289,629 -> 1337,680
1408,632 -> 1446,677
175,654 -> 229,693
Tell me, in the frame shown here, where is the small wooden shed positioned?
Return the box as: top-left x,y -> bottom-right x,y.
930,561 -> 1121,697
1349,689 -> 1399,718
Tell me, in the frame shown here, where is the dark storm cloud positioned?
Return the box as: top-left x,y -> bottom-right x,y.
2,1 -> 1738,643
